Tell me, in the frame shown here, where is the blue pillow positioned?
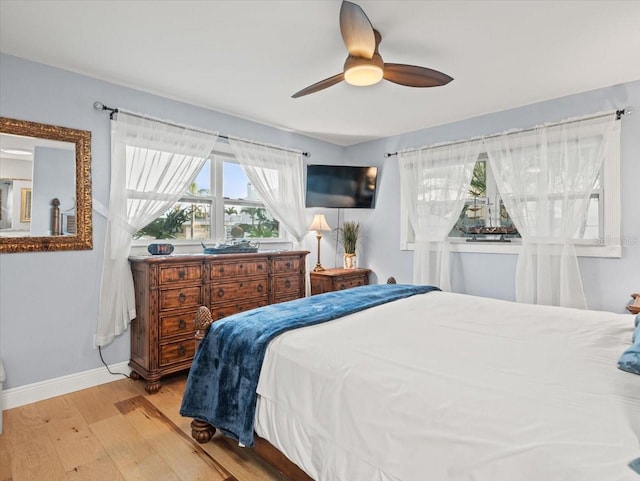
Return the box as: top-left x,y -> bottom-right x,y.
618,315 -> 640,375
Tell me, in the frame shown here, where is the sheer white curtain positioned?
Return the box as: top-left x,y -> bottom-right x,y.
398,140 -> 481,290
96,113 -> 218,346
484,114 -> 615,309
228,137 -> 310,294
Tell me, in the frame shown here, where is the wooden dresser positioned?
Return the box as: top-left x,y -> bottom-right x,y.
310,267 -> 371,295
128,251 -> 308,392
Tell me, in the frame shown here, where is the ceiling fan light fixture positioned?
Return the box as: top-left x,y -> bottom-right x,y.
344,64 -> 383,86
343,55 -> 384,86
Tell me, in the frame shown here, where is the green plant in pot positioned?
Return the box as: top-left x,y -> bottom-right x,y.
340,221 -> 360,269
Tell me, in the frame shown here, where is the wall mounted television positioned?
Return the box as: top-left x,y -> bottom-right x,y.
305,164 -> 378,208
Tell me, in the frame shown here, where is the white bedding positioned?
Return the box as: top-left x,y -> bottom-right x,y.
254,291 -> 640,481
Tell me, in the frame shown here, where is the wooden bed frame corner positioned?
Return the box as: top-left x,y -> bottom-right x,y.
190,306 -> 314,481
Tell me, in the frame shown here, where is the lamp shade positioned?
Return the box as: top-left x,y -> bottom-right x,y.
309,214 -> 331,232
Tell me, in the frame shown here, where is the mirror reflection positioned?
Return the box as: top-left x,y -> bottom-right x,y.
0,117 -> 92,253
0,133 -> 76,237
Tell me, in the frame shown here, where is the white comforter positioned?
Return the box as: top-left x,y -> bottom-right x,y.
255,291 -> 640,481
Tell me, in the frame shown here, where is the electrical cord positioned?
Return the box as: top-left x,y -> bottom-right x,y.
98,345 -> 131,379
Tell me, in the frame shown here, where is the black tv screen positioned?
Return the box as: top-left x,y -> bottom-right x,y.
305,164 -> 378,208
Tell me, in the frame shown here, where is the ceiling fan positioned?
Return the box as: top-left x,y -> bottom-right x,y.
292,0 -> 453,98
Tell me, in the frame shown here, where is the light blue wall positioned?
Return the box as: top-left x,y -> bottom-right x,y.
0,53 -> 343,390
344,80 -> 640,310
1,52 -> 637,391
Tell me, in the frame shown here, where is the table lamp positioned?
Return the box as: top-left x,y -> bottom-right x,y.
309,214 -> 331,272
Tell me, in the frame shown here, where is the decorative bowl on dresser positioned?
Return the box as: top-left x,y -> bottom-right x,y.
128,250 -> 308,393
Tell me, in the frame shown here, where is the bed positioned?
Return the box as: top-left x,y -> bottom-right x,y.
181,284 -> 640,481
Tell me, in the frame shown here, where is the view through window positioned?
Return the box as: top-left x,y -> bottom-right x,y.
450,159 -> 520,241
135,157 -> 280,242
449,156 -> 602,242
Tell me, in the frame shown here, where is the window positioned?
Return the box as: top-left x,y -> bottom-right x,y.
450,157 -> 521,241
450,156 -> 604,242
401,120 -> 621,257
135,153 -> 281,242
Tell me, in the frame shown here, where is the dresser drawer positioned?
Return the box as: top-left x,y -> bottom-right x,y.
211,299 -> 269,320
209,259 -> 268,279
159,286 -> 202,311
159,264 -> 202,285
272,275 -> 303,296
335,276 -> 368,291
159,339 -> 196,367
160,310 -> 196,338
272,256 -> 303,274
210,279 -> 268,303
273,293 -> 302,304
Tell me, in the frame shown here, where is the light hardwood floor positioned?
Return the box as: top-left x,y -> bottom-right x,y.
0,374 -> 289,481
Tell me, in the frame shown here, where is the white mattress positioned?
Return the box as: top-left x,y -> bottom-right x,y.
254,291 -> 640,481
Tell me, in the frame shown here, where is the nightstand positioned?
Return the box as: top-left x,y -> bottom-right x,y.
310,268 -> 371,295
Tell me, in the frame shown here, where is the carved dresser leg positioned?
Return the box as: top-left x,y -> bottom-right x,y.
129,371 -> 142,381
191,419 -> 216,443
144,380 -> 161,394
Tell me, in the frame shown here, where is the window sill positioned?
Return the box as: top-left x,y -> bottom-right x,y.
130,239 -> 294,256
401,240 -> 621,258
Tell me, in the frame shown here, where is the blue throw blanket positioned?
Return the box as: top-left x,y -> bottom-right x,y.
180,283 -> 439,447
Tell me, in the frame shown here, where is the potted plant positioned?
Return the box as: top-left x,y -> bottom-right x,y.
340,221 -> 360,269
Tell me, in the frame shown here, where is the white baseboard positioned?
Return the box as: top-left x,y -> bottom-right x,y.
2,361 -> 131,410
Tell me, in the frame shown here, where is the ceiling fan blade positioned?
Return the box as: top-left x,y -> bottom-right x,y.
340,1 -> 376,59
292,73 -> 345,98
383,63 -> 453,87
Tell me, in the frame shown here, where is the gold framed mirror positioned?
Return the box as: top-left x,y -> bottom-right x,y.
0,117 -> 92,253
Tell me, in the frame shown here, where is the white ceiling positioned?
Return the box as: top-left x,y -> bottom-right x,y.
1,1 -> 639,146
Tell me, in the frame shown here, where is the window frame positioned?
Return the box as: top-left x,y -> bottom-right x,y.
132,142 -> 291,248
400,121 -> 621,258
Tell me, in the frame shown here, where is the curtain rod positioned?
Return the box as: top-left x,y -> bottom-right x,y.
93,102 -> 311,158
383,108 -> 633,158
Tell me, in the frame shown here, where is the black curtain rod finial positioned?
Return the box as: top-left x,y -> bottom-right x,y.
616,107 -> 633,120
93,100 -> 118,119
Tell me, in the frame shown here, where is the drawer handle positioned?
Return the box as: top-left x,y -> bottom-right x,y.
217,288 -> 225,297
239,282 -> 244,288
239,264 -> 244,269
258,264 -> 263,270
217,312 -> 225,319
285,280 -> 291,288
357,282 -> 362,286
178,345 -> 186,356
339,284 -> 346,289
178,319 -> 187,329
178,293 -> 187,303
178,270 -> 186,279
219,267 -> 225,273
257,284 -> 264,292
285,261 -> 291,268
